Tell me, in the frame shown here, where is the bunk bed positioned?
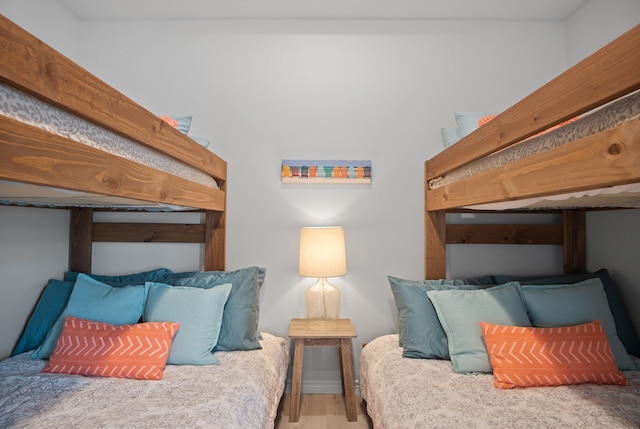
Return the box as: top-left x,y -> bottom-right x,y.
360,25 -> 640,428
0,15 -> 288,429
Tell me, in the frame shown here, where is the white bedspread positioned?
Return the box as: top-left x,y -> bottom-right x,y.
0,332 -> 289,429
360,334 -> 640,429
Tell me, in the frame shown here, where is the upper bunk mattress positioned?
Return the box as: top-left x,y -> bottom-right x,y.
429,91 -> 640,192
0,82 -> 219,192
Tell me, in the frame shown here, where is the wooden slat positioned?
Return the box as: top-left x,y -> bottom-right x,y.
69,208 -> 93,273
562,209 -> 586,274
0,115 -> 225,211
446,224 -> 562,245
93,223 -> 205,243
426,119 -> 640,211
0,14 -> 226,182
426,24 -> 640,181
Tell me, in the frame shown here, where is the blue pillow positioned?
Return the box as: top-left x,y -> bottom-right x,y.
65,268 -> 173,285
440,127 -> 461,148
454,111 -> 495,138
520,278 -> 635,370
495,269 -> 640,358
144,282 -> 232,365
427,282 -> 531,373
32,274 -> 148,359
388,275 -> 494,359
11,279 -> 74,356
172,115 -> 192,134
162,267 -> 265,351
189,136 -> 210,148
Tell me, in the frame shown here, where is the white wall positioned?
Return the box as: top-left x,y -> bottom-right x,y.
566,0 -> 640,67
566,0 -> 640,335
6,2 -> 631,393
0,0 -> 81,60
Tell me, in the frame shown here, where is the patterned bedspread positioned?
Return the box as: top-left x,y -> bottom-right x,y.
0,332 -> 289,429
359,334 -> 640,429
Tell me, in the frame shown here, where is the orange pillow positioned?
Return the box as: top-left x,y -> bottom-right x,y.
43,316 -> 179,380
159,115 -> 179,128
480,320 -> 627,389
478,114 -> 497,127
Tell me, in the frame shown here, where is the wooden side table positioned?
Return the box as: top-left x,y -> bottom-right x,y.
288,318 -> 358,422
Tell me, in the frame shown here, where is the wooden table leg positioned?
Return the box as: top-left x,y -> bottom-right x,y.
338,345 -> 346,396
339,338 -> 357,421
289,338 -> 305,422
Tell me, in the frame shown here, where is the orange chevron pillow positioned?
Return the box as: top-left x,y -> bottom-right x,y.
43,316 -> 179,380
480,320 -> 627,389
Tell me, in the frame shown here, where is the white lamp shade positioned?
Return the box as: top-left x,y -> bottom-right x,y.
298,227 -> 347,278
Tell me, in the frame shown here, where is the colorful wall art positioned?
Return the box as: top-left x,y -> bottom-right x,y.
281,160 -> 371,184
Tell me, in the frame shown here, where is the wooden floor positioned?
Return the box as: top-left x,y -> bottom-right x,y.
275,394 -> 373,429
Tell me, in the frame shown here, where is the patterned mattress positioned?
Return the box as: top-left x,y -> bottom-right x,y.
429,91 -> 640,190
0,81 -> 218,209
0,332 -> 289,429
359,334 -> 640,429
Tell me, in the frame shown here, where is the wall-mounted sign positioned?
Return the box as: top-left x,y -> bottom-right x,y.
281,160 -> 371,184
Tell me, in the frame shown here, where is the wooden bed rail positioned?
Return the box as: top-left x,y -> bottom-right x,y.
426,119 -> 640,211
69,208 -> 226,273
0,116 -> 226,212
424,209 -> 585,280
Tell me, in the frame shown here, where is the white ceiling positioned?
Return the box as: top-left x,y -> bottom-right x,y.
58,0 -> 589,21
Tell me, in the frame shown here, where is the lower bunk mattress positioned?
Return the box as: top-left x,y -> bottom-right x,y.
360,334 -> 640,429
0,332 -> 289,429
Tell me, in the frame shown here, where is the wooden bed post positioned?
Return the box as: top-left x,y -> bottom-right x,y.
69,208 -> 93,273
425,210 -> 446,280
204,170 -> 226,272
205,210 -> 226,271
425,160 -> 446,280
562,209 -> 586,274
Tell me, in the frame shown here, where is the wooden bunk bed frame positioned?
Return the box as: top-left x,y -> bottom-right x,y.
0,15 -> 227,273
424,24 -> 640,280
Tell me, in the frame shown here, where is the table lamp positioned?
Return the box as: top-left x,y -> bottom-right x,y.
298,226 -> 346,328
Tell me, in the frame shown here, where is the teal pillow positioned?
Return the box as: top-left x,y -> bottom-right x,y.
65,267 -> 173,285
388,275 -> 494,359
172,115 -> 192,134
144,282 -> 232,365
189,136 -> 210,148
162,267 -> 265,351
495,269 -> 640,358
32,274 -> 148,359
426,282 -> 531,373
440,127 -> 461,148
520,278 -> 635,370
11,279 -> 74,356
454,111 -> 495,138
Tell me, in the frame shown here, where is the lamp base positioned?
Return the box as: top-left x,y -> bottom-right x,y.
304,278 -> 341,320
